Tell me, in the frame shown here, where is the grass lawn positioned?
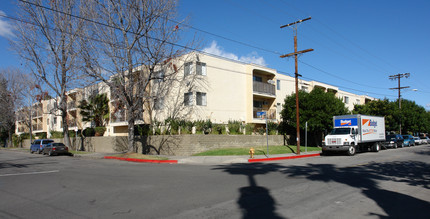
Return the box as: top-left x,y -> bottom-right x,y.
108,153 -> 168,160
193,145 -> 321,156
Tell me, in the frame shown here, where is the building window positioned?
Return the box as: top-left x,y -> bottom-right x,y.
276,79 -> 281,90
184,92 -> 193,106
184,62 -> 192,76
154,97 -> 164,110
344,96 -> 349,104
253,76 -> 262,82
196,62 -> 206,76
253,100 -> 263,108
53,117 -> 57,125
196,92 -> 207,106
301,86 -> 308,92
154,70 -> 164,83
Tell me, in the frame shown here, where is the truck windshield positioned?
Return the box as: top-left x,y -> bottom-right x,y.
330,128 -> 351,135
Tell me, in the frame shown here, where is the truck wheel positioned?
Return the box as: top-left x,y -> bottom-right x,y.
372,143 -> 380,152
347,146 -> 356,156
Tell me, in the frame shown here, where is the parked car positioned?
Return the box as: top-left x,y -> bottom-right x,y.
30,139 -> 54,154
383,134 -> 404,148
420,136 -> 430,144
402,135 -> 415,146
413,137 -> 423,145
42,142 -> 69,156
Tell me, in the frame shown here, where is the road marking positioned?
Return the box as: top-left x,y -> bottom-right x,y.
0,170 -> 59,177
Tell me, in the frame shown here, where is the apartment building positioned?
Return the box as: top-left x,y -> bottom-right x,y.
15,52 -> 375,137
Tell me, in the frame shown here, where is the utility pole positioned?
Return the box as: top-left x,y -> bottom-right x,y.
389,73 -> 410,134
280,17 -> 313,155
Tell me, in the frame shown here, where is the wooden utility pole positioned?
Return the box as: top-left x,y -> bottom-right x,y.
389,73 -> 410,134
280,17 -> 313,155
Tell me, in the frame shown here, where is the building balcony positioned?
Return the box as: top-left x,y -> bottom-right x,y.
253,108 -> 276,120
253,81 -> 275,97
32,124 -> 43,131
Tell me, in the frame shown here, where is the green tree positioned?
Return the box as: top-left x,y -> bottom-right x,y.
353,99 -> 398,132
280,88 -> 349,146
78,93 -> 110,127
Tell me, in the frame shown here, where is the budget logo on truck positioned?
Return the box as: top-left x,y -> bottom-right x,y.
362,119 -> 378,135
335,118 -> 357,127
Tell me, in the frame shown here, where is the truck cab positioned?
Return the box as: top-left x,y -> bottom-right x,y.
323,127 -> 359,155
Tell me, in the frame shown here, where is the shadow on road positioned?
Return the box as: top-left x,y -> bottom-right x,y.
214,160 -> 430,218
214,164 -> 284,219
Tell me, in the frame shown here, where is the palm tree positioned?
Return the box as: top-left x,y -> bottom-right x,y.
79,93 -> 110,128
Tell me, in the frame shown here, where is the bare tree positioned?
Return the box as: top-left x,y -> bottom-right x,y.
12,0 -> 86,147
80,0 -> 197,151
0,67 -> 31,147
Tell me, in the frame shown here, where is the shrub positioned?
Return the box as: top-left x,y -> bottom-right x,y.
268,122 -> 279,135
83,128 -> 95,137
95,127 -> 106,136
245,123 -> 255,135
228,120 -> 242,135
212,124 -> 224,135
50,131 -> 64,138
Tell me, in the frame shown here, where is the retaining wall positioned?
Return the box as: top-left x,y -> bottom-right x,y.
21,135 -> 286,156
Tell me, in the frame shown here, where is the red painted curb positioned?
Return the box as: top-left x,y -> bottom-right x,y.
104,156 -> 178,164
248,153 -> 320,163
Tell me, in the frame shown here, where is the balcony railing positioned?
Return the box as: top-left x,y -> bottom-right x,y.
67,119 -> 77,127
253,108 -> 276,120
253,81 -> 275,96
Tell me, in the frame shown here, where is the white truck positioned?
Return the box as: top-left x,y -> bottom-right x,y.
322,114 -> 385,156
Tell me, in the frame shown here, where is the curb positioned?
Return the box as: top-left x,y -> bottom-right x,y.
104,156 -> 178,164
248,153 -> 320,163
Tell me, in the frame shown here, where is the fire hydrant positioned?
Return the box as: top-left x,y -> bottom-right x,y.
249,147 -> 255,158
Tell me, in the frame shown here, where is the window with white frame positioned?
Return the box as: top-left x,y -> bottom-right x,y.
277,79 -> 281,90
184,92 -> 193,106
344,96 -> 349,104
301,86 -> 308,92
184,62 -> 192,76
196,62 -> 206,76
196,92 -> 207,106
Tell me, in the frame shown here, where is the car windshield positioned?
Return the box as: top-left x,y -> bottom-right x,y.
386,135 -> 397,140
402,135 -> 410,139
53,143 -> 65,146
330,128 -> 351,135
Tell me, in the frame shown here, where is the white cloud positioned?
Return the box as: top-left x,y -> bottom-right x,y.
203,41 -> 266,66
426,103 -> 430,108
0,11 -> 15,39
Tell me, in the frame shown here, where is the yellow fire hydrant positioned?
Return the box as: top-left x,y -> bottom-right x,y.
249,147 -> 255,159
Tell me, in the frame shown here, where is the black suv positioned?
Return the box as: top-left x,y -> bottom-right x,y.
384,134 -> 404,149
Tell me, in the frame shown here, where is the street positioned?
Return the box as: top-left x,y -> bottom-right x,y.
1,146 -> 430,219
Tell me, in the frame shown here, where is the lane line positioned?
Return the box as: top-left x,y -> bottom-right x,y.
0,170 -> 59,177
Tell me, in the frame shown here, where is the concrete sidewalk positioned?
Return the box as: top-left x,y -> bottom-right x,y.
167,151 -> 321,164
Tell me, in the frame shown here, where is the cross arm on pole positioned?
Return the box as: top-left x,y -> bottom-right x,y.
280,48 -> 314,58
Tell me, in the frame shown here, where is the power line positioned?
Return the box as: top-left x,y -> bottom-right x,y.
5,2 -> 397,99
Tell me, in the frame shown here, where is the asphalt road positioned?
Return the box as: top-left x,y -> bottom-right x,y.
1,145 -> 429,219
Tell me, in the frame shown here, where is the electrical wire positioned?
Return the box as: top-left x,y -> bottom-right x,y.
7,1 -> 398,98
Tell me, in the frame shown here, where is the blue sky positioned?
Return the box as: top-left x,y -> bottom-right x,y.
1,0 -> 429,109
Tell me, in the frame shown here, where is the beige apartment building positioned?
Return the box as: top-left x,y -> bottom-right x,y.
15,52 -> 375,137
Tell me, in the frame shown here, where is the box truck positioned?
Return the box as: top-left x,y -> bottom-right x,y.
322,114 -> 385,156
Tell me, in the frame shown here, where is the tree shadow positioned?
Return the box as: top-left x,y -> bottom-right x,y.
281,161 -> 430,218
213,163 -> 284,219
214,160 -> 430,218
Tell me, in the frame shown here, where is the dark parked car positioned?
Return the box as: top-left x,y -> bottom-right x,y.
42,142 -> 69,156
383,134 -> 404,149
402,135 -> 415,146
30,139 -> 54,154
